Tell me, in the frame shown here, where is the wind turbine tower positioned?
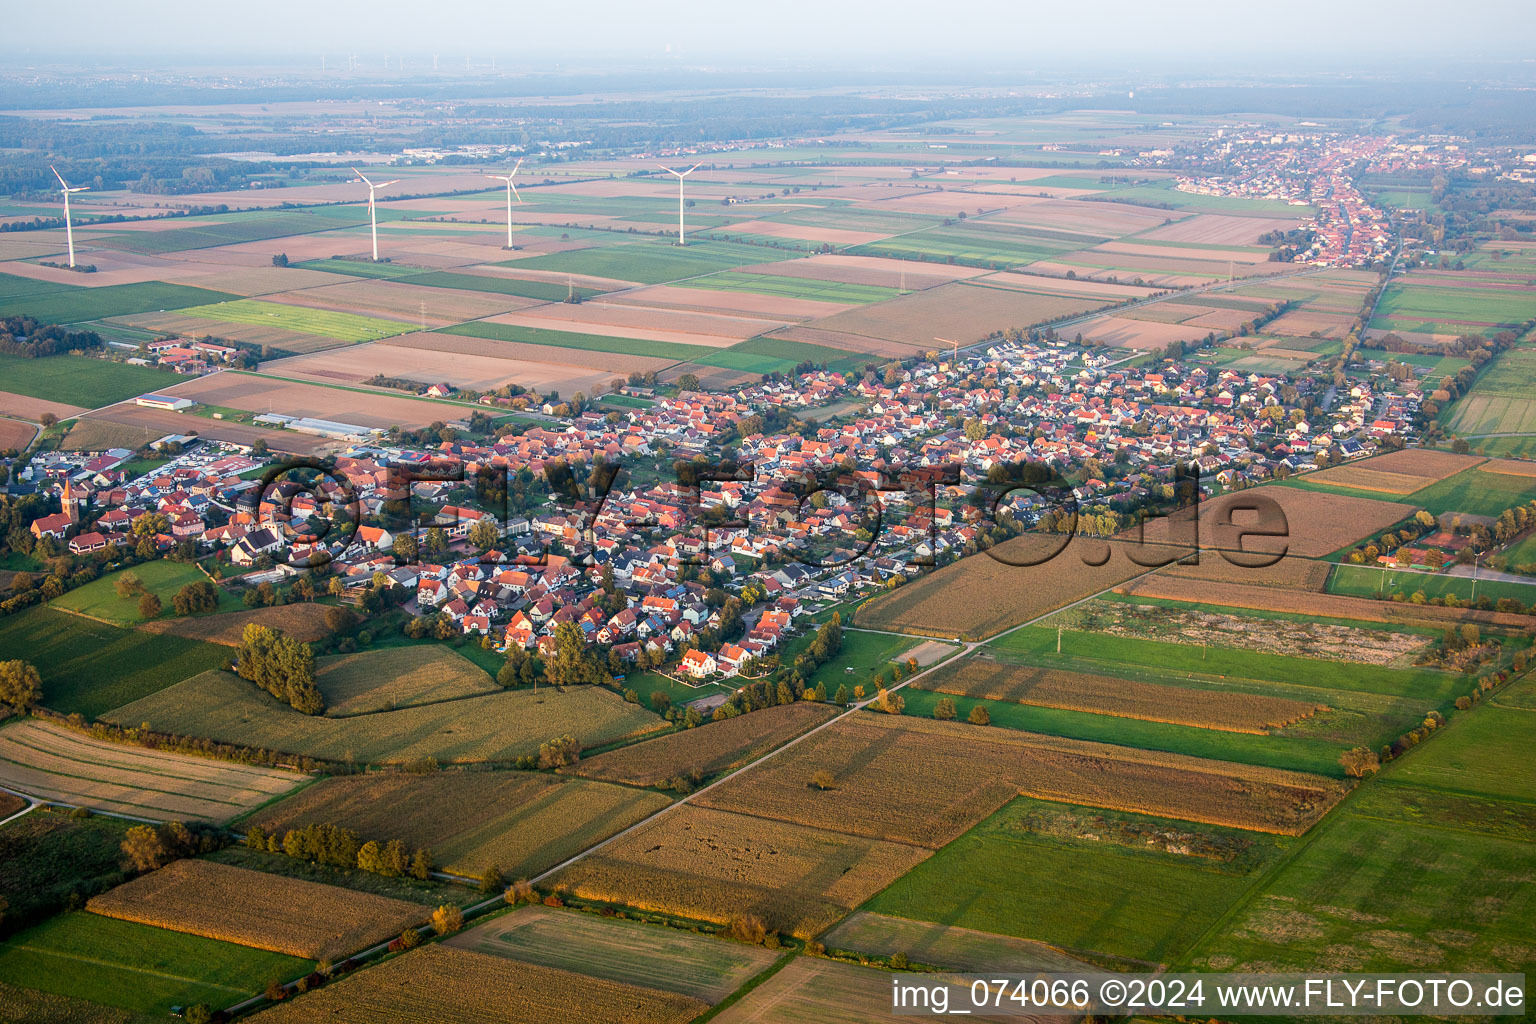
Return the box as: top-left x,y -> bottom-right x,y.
352,167 -> 399,262
486,158 -> 524,248
50,166 -> 89,269
658,163 -> 701,245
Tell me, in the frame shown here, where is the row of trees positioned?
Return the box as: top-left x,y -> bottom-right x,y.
244,823 -> 434,881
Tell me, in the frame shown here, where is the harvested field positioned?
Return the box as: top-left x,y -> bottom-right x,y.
1119,573 -> 1536,630
251,769 -> 670,878
976,271 -> 1158,301
0,719 -> 299,823
1156,553 -> 1331,590
608,284 -> 847,320
74,404 -> 333,456
86,859 -> 427,961
854,536 -> 1172,639
0,419 -> 34,449
137,603 -> 333,645
448,905 -> 778,1003
569,701 -> 840,787
500,299 -> 789,343
382,329 -> 674,376
991,197 -> 1173,237
1131,485 -> 1413,558
1264,310 -> 1355,338
248,944 -> 707,1024
824,912 -> 1088,974
1307,449 -> 1484,494
317,647 -> 497,716
158,372 -> 446,430
106,670 -> 666,766
551,804 -> 930,938
1074,314 -> 1211,350
802,280 -> 1104,348
1484,458 -> 1536,478
697,714 -> 1346,838
268,278 -> 532,323
708,954 -> 1031,1024
741,253 -> 983,289
1141,214 -> 1304,246
917,657 -> 1322,734
261,341 -> 609,393
0,391 -> 84,422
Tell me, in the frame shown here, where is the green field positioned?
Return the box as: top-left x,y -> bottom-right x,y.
866,796 -> 1290,964
989,625 -> 1464,702
1185,785 -> 1536,973
0,606 -> 228,718
504,239 -> 790,284
1076,182 -> 1314,215
1401,464 -> 1536,517
405,270 -> 605,301
1385,704 -> 1536,802
1370,279 -> 1536,335
688,270 -> 900,304
0,274 -> 236,324
101,207 -> 376,255
1328,562 -> 1536,607
1444,346 -> 1536,437
0,352 -> 182,408
53,562 -> 241,625
847,224 -> 1076,267
897,687 -> 1349,776
723,334 -> 867,372
170,298 -> 411,342
0,912 -> 309,1015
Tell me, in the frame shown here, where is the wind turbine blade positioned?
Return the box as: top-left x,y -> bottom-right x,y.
69,186 -> 90,194
352,166 -> 374,187
50,165 -> 68,189
377,180 -> 401,188
684,164 -> 701,176
509,181 -> 521,203
657,164 -> 679,176
512,158 -> 523,175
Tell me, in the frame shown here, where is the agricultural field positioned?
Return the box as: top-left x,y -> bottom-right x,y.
867,795 -> 1294,965
137,602 -> 336,645
854,536 -> 1173,639
0,352 -> 182,409
1306,448 -> 1485,495
0,911 -> 310,1016
448,905 -> 779,1003
507,238 -> 789,285
250,769 -> 671,878
551,803 -> 931,937
0,605 -> 229,717
915,656 -> 1323,734
0,273 -> 236,323
52,561 -> 242,624
1187,772 -> 1536,974
315,647 -> 498,716
106,669 -> 667,766
152,298 -> 413,343
823,911 -> 1090,974
1369,270 -> 1536,336
708,949 -> 1046,1024
687,268 -> 899,304
570,701 -> 840,787
247,944 -> 707,1024
0,980 -> 164,1024
1397,463 -> 1536,517
695,712 -> 1346,838
1444,346 -> 1536,440
1134,484 -> 1415,558
86,859 -> 429,961
0,719 -> 302,822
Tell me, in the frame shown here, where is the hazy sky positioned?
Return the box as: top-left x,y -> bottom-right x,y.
8,0 -> 1536,63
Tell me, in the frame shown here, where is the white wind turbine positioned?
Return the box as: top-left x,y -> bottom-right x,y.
352,167 -> 400,262
658,163 -> 701,245
486,158 -> 524,249
50,166 -> 89,268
